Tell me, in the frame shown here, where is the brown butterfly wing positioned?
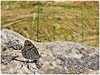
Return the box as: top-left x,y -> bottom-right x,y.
22,40 -> 40,60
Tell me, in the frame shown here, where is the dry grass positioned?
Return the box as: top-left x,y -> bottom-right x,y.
1,1 -> 99,47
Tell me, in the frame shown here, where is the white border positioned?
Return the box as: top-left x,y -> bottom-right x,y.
0,0 -> 99,75
99,1 -> 100,74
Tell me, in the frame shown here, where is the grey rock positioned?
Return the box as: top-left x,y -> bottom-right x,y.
1,28 -> 99,74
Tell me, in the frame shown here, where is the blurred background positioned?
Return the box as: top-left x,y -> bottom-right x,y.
1,1 -> 99,47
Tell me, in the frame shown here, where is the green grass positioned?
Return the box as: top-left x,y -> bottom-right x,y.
1,1 -> 99,47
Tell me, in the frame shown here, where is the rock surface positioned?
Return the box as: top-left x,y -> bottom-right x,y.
1,28 -> 99,74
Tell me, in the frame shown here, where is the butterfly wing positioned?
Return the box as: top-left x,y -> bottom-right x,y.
22,40 -> 40,60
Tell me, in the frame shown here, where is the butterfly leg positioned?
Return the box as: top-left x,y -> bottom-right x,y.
26,62 -> 30,70
20,64 -> 23,69
20,59 -> 29,69
26,66 -> 36,74
20,60 -> 27,69
25,60 -> 32,70
26,60 -> 36,74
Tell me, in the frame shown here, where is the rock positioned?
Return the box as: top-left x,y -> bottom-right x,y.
1,28 -> 99,74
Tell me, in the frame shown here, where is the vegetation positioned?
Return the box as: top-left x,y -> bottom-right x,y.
1,1 -> 99,47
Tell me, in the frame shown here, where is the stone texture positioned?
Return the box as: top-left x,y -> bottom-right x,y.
1,28 -> 99,74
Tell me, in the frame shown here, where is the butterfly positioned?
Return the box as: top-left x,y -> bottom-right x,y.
3,39 -> 42,69
22,40 -> 42,69
22,40 -> 41,60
